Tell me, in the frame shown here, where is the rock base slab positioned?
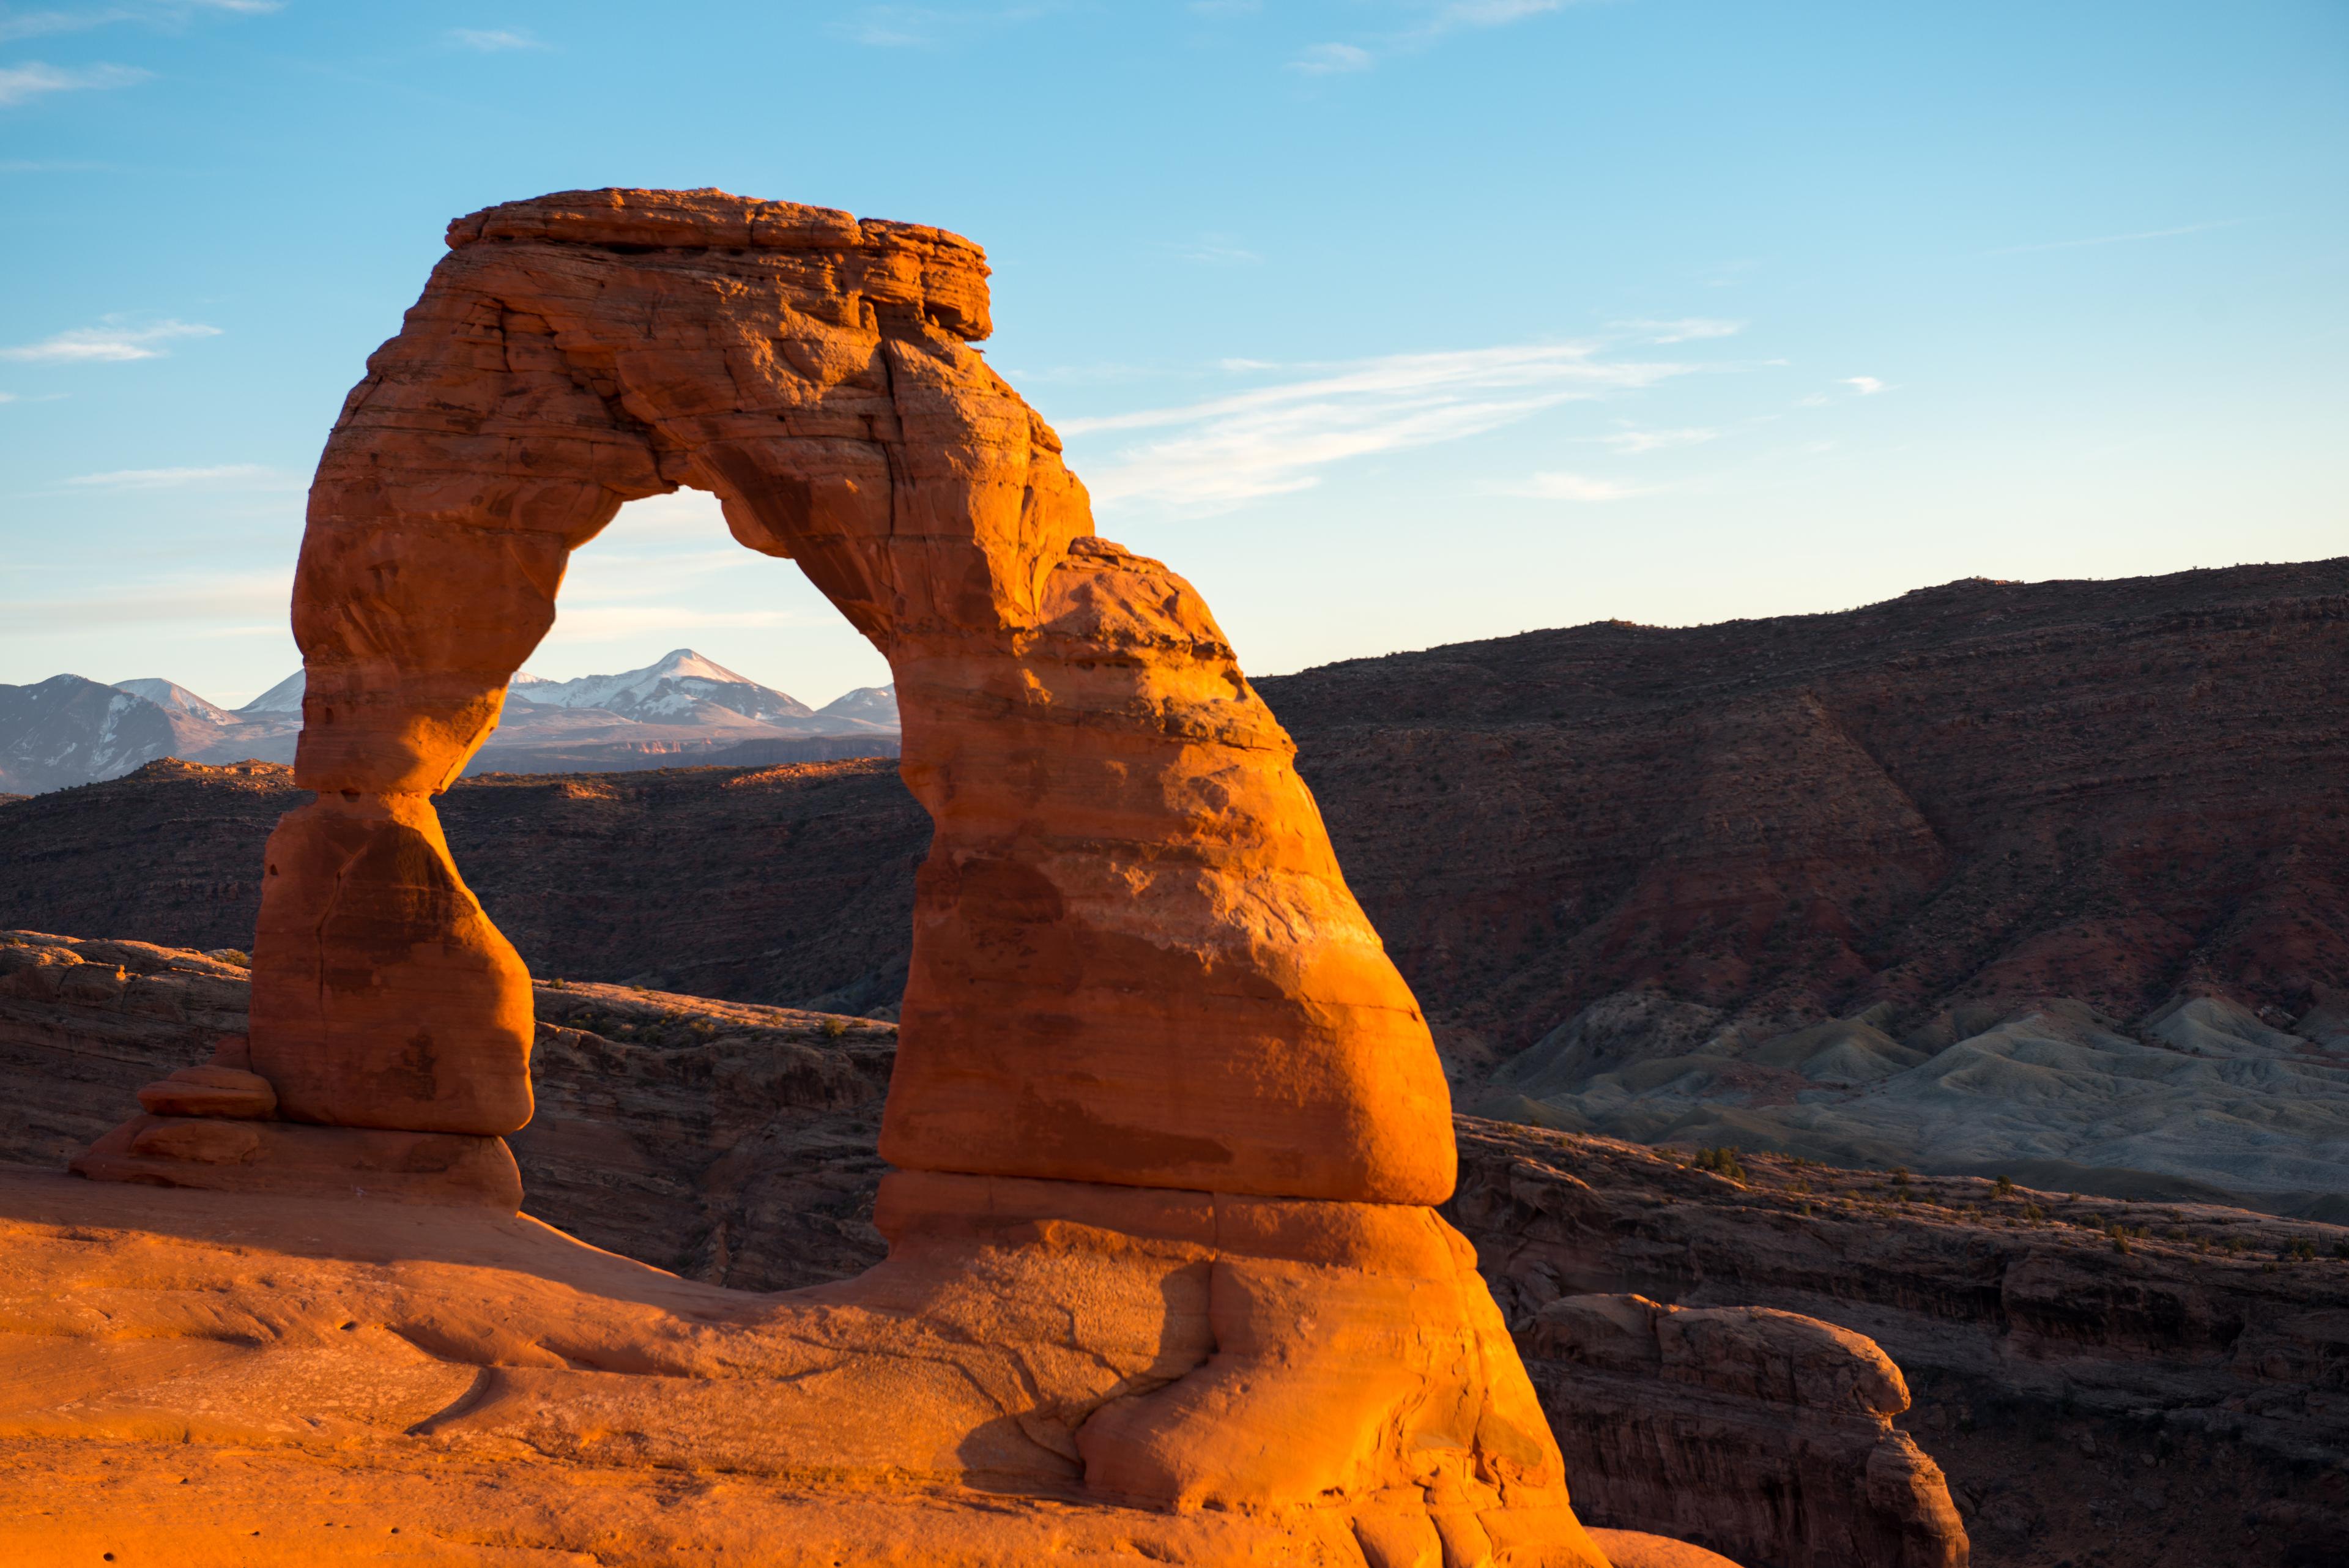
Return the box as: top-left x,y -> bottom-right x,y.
70,1116 -> 522,1209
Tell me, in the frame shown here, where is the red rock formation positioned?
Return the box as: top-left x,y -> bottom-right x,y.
258,187 -> 1449,1204
1522,1294 -> 1965,1567
62,190 -> 1600,1556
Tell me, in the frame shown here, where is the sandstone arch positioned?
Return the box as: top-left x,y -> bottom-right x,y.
258,188 -> 1452,1206
77,190 -> 1610,1562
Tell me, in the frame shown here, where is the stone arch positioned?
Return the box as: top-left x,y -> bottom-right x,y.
251,188 -> 1455,1206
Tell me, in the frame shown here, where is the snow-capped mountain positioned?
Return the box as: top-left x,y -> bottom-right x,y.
0,677 -> 183,793
237,669 -> 308,715
818,685 -> 899,726
0,652 -> 899,792
114,678 -> 241,727
517,649 -> 816,727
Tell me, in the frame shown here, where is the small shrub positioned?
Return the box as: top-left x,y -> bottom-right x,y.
2022,1203 -> 2047,1222
2287,1239 -> 2317,1262
2332,1243 -> 2348,1261
1994,1175 -> 2016,1198
822,1017 -> 850,1039
548,978 -> 569,991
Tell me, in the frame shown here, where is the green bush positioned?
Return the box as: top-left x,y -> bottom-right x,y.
1691,1146 -> 1748,1183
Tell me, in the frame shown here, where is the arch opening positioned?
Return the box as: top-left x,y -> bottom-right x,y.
248,186 -> 1454,1206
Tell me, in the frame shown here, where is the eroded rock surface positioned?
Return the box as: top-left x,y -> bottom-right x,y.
54,188 -> 1597,1558
1523,1293 -> 1964,1568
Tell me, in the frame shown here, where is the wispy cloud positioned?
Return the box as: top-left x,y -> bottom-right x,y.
1170,234 -> 1261,266
0,59 -> 149,105
828,4 -> 1053,48
1508,469 -> 1655,503
62,462 -> 292,489
1596,426 -> 1716,455
448,26 -> 546,51
1841,375 -> 1888,396
1061,341 -> 1694,510
0,2 -> 275,43
1616,317 -> 1744,344
1984,220 -> 2243,258
1289,40 -> 1371,73
0,317 -> 219,362
1299,0 -> 1579,72
0,567 -> 288,634
1408,0 -> 1567,37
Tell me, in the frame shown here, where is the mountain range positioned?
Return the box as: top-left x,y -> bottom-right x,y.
0,650 -> 897,793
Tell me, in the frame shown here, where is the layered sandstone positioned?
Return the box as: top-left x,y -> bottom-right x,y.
57,189 -> 1599,1556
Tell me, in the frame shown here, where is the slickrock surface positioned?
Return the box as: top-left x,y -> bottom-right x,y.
50,188 -> 1600,1558
0,1171 -> 1479,1567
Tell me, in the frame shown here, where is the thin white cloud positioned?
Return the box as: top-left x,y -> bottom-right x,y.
1290,40 -> 1371,73
1062,341 -> 1694,510
1841,376 -> 1888,396
1508,470 -> 1654,503
0,1 -> 276,40
1984,220 -> 2241,258
1316,0 -> 1579,69
448,26 -> 546,51
1416,0 -> 1564,33
0,59 -> 150,105
828,4 -> 1053,48
1597,426 -> 1716,456
62,462 -> 291,489
1617,317 -> 1744,344
1171,234 -> 1261,266
0,317 -> 220,362
0,567 -> 288,633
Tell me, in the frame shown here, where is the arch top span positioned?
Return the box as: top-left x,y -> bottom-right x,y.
261,187 -> 1455,1207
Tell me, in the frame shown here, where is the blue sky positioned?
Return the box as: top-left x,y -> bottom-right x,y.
2,0 -> 2342,706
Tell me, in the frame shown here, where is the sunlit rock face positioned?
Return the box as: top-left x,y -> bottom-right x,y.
258,187 -> 1453,1203
59,190 -> 1618,1561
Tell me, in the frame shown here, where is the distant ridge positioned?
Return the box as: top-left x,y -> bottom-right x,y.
0,651 -> 898,792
